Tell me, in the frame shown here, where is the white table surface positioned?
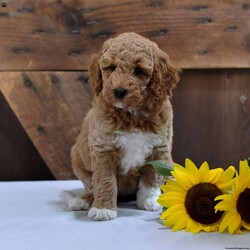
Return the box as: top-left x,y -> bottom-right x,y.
0,180 -> 249,250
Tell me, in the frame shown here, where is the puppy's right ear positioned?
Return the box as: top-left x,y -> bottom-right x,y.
88,53 -> 103,96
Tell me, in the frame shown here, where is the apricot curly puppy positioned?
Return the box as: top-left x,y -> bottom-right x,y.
69,32 -> 180,221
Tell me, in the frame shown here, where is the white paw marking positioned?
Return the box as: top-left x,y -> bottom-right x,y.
139,197 -> 162,211
136,180 -> 161,211
68,197 -> 90,211
88,207 -> 117,221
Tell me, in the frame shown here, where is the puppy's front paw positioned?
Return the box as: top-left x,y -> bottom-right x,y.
68,197 -> 90,211
88,207 -> 117,221
137,181 -> 161,211
137,197 -> 162,211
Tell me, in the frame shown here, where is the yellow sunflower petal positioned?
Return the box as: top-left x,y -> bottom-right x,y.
216,166 -> 236,189
160,209 -> 169,220
165,179 -> 179,187
215,194 -> 234,202
198,161 -> 210,182
228,213 -> 241,234
219,178 -> 236,191
158,193 -> 184,207
161,185 -> 185,194
162,214 -> 176,226
184,170 -> 197,185
208,168 -> 223,183
173,163 -> 186,174
185,220 -> 202,234
214,199 -> 236,212
237,165 -> 249,183
171,171 -> 191,190
219,212 -> 234,233
160,204 -> 185,219
163,191 -> 185,198
185,158 -> 198,172
158,191 -> 185,202
163,212 -> 188,227
239,160 -> 250,177
203,224 -> 219,233
185,158 -> 199,184
157,198 -> 169,208
172,216 -> 189,232
235,178 -> 250,196
215,194 -> 236,212
224,166 -> 236,180
161,180 -> 185,194
159,193 -> 184,207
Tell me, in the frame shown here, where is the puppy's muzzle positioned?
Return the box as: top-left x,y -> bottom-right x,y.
113,88 -> 128,99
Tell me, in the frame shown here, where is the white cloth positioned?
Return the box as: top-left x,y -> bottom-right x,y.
0,180 -> 249,250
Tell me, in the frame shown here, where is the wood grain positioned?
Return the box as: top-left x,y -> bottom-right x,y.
224,69 -> 250,170
0,92 -> 54,181
0,71 -> 93,179
172,69 -> 250,169
0,0 -> 249,70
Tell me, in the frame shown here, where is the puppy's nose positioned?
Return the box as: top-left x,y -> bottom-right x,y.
113,88 -> 128,99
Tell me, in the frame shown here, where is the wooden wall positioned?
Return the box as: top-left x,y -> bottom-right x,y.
0,92 -> 55,181
0,0 -> 250,180
173,69 -> 250,168
0,0 -> 250,70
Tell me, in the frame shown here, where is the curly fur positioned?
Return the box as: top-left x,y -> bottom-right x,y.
70,32 -> 181,221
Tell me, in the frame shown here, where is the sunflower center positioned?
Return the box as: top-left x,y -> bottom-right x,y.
185,183 -> 223,225
237,188 -> 250,223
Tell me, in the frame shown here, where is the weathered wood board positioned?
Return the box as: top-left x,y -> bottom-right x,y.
0,92 -> 54,181
172,69 -> 250,169
0,0 -> 249,70
0,71 -> 93,179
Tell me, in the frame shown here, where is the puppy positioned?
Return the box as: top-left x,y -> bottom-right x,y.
69,32 -> 180,221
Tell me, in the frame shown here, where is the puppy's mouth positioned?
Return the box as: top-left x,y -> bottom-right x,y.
113,102 -> 138,116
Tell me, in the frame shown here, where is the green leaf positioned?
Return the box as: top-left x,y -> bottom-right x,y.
147,160 -> 174,176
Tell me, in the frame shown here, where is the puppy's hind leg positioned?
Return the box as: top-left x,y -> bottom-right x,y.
68,147 -> 94,211
68,191 -> 94,211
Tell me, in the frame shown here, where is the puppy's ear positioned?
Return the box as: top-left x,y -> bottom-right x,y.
88,53 -> 103,96
150,44 -> 181,98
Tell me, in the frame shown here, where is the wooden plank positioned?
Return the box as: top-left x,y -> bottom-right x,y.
0,0 -> 249,70
224,69 -> 250,169
0,72 -> 93,179
172,69 -> 250,169
172,69 -> 227,168
0,92 -> 54,181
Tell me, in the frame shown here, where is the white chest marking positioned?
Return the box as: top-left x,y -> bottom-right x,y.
115,130 -> 164,174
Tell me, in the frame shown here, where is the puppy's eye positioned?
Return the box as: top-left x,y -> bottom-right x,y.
134,67 -> 145,76
105,64 -> 116,72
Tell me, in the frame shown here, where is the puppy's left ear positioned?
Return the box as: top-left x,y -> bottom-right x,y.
88,53 -> 103,96
151,44 -> 181,98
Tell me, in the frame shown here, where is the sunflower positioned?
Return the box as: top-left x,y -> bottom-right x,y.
215,160 -> 250,234
157,158 -> 235,233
